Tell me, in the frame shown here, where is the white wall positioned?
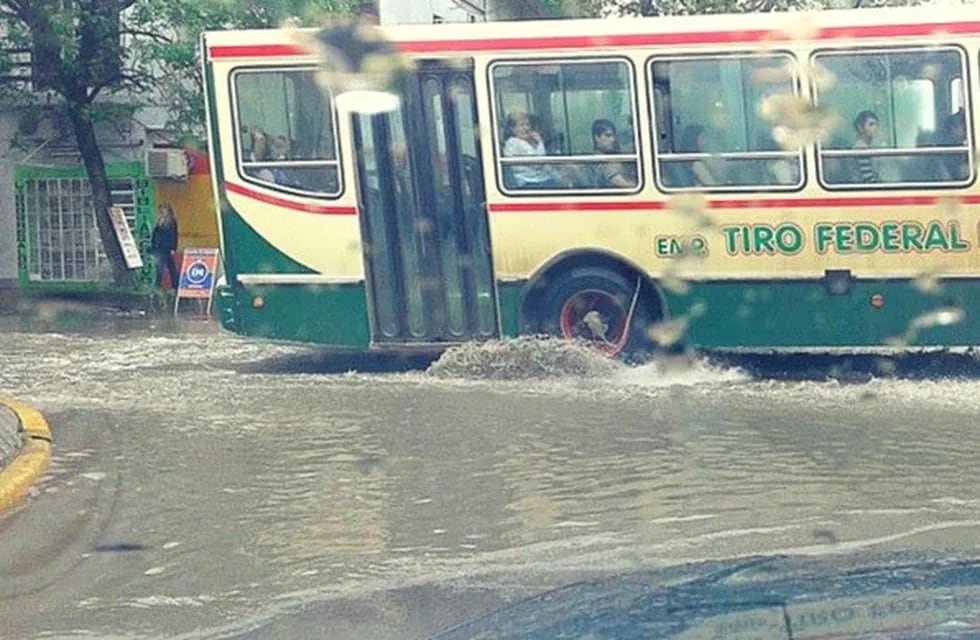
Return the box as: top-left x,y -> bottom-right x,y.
379,0 -> 487,24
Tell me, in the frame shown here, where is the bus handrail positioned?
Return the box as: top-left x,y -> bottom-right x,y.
498,151 -> 801,164
820,146 -> 970,158
241,159 -> 341,168
658,151 -> 801,161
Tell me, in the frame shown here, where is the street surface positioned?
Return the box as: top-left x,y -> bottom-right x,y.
1,318 -> 979,638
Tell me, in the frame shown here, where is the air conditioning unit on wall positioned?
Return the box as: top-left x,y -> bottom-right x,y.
146,149 -> 188,179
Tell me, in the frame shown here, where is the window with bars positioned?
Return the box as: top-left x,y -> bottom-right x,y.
17,177 -> 138,283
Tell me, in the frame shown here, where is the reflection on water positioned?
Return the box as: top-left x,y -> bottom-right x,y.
1,327 -> 980,637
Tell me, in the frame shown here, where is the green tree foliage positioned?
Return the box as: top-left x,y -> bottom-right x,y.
571,0 -> 916,17
129,0 -> 361,141
494,0 -> 596,19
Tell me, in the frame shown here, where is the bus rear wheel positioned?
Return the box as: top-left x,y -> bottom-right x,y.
534,267 -> 659,360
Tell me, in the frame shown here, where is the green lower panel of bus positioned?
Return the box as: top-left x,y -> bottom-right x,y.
216,277 -> 979,351
216,282 -> 372,348
667,278 -> 978,349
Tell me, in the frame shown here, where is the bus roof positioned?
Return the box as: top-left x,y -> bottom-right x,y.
203,4 -> 980,60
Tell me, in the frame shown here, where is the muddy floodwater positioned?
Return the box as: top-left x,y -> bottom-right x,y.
1,320 -> 978,639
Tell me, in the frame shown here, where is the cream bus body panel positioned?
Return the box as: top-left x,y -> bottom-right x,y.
223,191 -> 365,277
487,204 -> 980,281
210,55 -> 366,279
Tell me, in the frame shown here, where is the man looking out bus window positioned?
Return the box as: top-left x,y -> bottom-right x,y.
587,119 -> 636,189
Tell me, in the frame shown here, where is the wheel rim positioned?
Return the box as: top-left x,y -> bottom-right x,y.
558,289 -> 628,356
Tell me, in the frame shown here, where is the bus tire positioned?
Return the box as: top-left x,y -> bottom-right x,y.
534,267 -> 660,361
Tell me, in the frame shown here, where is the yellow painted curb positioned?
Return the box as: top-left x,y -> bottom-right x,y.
0,397 -> 52,512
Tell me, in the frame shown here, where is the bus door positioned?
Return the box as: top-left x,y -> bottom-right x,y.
350,60 -> 499,348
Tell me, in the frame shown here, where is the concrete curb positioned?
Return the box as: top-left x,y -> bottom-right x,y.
0,397 -> 52,513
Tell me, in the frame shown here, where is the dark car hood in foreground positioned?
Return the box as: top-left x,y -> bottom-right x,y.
432,551 -> 980,639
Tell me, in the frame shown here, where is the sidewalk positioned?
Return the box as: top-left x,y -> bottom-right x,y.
0,398 -> 52,512
0,288 -> 217,337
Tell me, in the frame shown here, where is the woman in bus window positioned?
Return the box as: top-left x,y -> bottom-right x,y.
850,110 -> 881,183
248,125 -> 268,162
502,110 -> 563,189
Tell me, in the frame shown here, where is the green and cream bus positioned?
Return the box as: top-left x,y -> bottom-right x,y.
202,5 -> 980,357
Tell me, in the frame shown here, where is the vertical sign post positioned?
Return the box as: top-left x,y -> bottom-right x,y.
175,248 -> 220,318
108,206 -> 143,269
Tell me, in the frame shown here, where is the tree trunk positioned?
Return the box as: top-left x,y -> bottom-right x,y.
67,102 -> 132,287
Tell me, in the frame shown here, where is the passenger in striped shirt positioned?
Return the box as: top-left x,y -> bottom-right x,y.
850,110 -> 881,184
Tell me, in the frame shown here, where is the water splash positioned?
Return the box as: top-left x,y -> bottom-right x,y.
427,336 -> 621,380
611,353 -> 751,388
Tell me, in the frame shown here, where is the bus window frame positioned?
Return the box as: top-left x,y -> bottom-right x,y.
811,44 -> 975,191
647,50 -> 806,194
487,55 -> 643,197
229,65 -> 345,200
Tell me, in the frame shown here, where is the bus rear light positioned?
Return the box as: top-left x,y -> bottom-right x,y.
252,296 -> 266,309
870,294 -> 884,309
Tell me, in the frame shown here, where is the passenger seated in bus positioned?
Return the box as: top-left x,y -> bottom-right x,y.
502,109 -> 563,189
850,110 -> 881,183
937,109 -> 969,181
246,127 -> 291,185
261,135 -> 292,183
586,118 -> 636,188
253,135 -> 291,184
679,124 -> 721,186
247,125 -> 269,162
528,112 -> 561,154
244,126 -> 271,180
271,134 -> 291,161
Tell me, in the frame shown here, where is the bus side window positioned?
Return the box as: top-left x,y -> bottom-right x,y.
490,58 -> 642,195
650,53 -> 803,192
233,68 -> 343,198
813,46 -> 972,189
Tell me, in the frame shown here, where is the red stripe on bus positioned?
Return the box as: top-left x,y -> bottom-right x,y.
209,44 -> 308,58
209,21 -> 980,59
711,196 -> 941,209
225,182 -> 357,215
488,196 -> 955,213
490,201 -> 667,212
398,22 -> 980,51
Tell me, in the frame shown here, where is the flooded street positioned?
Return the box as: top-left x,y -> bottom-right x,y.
1,321 -> 979,638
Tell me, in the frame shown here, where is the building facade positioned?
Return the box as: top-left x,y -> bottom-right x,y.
379,0 -> 490,24
0,104 -> 158,293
